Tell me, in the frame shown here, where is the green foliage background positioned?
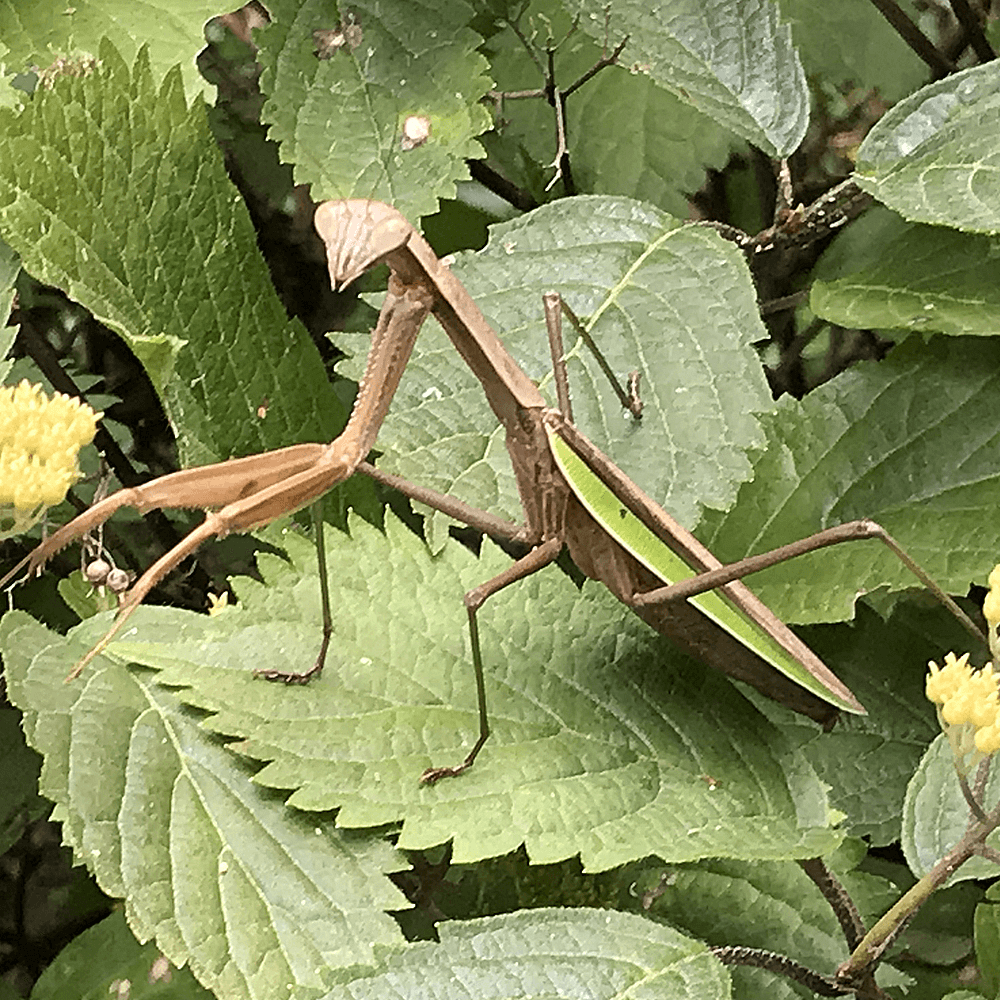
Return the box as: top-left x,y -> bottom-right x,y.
1,1 -> 1000,999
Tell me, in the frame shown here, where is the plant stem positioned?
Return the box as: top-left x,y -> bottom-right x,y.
837,796 -> 1000,984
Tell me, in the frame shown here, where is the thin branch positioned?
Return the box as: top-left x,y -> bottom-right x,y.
488,17 -> 627,196
564,35 -> 629,97
948,0 -> 996,61
773,158 -> 795,226
486,88 -> 545,101
759,290 -> 809,316
866,0 -> 956,75
838,793 -> 1000,985
506,15 -> 545,76
958,771 -> 989,824
689,219 -> 754,250
798,858 -> 866,950
747,178 -> 873,257
467,159 -> 538,212
546,86 -> 574,192
711,945 -> 852,996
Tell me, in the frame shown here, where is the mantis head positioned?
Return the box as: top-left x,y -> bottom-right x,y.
314,199 -> 412,290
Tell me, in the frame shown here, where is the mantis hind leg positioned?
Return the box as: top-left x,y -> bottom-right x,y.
421,536 -> 563,784
631,519 -> 985,649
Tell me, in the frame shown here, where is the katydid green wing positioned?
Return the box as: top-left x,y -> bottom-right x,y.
546,427 -> 866,716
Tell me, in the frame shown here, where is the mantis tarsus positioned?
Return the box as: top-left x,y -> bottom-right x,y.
0,200 -> 984,783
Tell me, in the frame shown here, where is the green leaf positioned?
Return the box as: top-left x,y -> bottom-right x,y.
0,0 -> 221,101
699,335 -> 1000,627
856,61 -> 1000,233
647,857 -> 878,994
901,880 -> 980,967
480,2 -> 737,215
811,207 -> 1000,337
30,910 -> 213,1000
257,0 -> 492,221
975,883 -> 1000,1000
791,602 -> 969,847
335,195 -> 776,550
38,512 -> 846,872
569,0 -> 809,157
779,0 -> 926,103
327,908 -> 730,1000
0,610 -> 407,1000
902,735 -> 1000,883
0,41 -> 347,470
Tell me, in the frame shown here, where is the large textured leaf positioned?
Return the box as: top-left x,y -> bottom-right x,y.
0,42 -> 346,469
0,610 -> 407,1000
856,61 -> 1000,233
568,0 -> 809,157
811,207 -> 1000,337
17,513 -> 844,873
902,736 -> 1000,883
699,335 -> 1000,627
479,0 -> 737,215
335,195 -> 775,550
322,908 -> 730,1000
647,855 -> 895,995
257,0 -> 492,221
770,602 -> 970,847
0,0 -> 219,100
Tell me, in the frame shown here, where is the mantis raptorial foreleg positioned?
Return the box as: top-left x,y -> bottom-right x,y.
1,279 -> 435,681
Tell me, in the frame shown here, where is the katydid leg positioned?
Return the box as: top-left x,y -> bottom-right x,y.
421,536 -> 564,784
632,519 -> 985,648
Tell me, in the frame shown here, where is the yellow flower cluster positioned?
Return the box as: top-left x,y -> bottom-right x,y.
984,566 -> 1000,626
927,652 -> 1000,769
985,565 -> 1000,664
0,380 -> 100,538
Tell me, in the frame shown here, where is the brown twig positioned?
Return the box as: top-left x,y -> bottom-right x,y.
711,945 -> 852,996
798,858 -> 866,950
491,12 -> 627,195
467,160 -> 538,212
866,0 -> 956,75
948,0 -> 996,61
564,35 -> 629,97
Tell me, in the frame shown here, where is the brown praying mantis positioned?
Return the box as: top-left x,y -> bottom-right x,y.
0,200 -> 984,783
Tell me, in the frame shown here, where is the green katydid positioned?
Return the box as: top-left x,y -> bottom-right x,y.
0,199 -> 983,784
